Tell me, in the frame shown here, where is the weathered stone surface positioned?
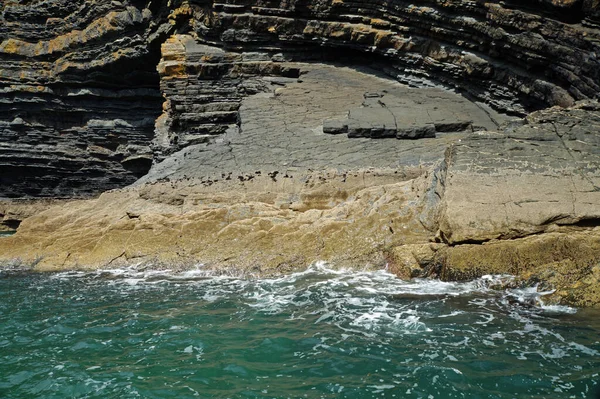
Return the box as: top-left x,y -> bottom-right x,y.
0,199 -> 66,231
327,87 -> 500,139
0,170 -> 435,274
405,102 -> 600,307
434,231 -> 600,308
439,102 -> 600,244
141,63 -> 506,184
385,243 -> 444,279
2,0 -> 600,197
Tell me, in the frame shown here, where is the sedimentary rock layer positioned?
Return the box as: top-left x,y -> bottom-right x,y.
197,0 -> 600,113
439,101 -> 600,244
1,96 -> 599,307
0,1 -> 165,197
2,0 -> 600,196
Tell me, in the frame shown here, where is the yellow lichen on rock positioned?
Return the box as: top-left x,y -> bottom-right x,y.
436,231 -> 600,307
168,2 -> 193,25
0,171 -> 433,274
1,7 -> 145,59
157,35 -> 189,78
0,38 -> 27,56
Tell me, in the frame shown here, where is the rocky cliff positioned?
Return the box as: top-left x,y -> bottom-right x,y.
0,1 -> 166,197
1,0 -> 599,196
2,0 -> 600,306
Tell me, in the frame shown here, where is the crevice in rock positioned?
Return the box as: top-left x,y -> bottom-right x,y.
419,147 -> 452,235
563,217 -> 600,228
1,219 -> 21,231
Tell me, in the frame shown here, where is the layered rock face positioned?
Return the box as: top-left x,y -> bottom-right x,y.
155,34 -> 301,156
433,102 -> 600,307
155,0 -> 600,155
2,1 -> 600,306
440,101 -> 600,245
0,1 -> 165,197
1,68 -> 600,306
206,0 -> 600,113
2,0 -> 600,196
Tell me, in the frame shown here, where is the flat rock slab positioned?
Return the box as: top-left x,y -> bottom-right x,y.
0,169 -> 435,274
141,63 -> 511,183
440,102 -> 600,244
325,87 -> 501,138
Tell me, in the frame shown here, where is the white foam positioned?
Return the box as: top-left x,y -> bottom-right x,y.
368,384 -> 395,393
437,311 -> 464,318
569,342 -> 600,356
474,313 -> 495,325
539,304 -> 577,314
42,262 -> 588,346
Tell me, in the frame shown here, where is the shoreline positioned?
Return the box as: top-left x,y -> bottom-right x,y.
1,65 -> 599,308
2,161 -> 599,308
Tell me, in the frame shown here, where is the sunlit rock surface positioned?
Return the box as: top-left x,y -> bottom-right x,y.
1,0 -> 600,306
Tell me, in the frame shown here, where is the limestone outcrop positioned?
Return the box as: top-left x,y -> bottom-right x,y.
1,1 -> 600,307
439,101 -> 600,245
1,83 -> 600,307
432,101 -> 600,307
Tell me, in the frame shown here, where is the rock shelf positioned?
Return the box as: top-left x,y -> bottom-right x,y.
1,0 -> 600,307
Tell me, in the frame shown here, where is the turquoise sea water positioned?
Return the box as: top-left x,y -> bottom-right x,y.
1,264 -> 599,398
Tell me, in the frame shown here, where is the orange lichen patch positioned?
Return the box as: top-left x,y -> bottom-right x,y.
9,84 -> 51,94
161,47 -> 186,61
1,8 -> 144,58
370,18 -> 391,28
168,4 -> 193,25
200,54 -> 224,63
268,26 -> 277,33
51,45 -> 137,76
329,28 -> 351,39
303,21 -> 395,48
158,62 -> 187,78
157,36 -> 188,77
0,38 -> 32,56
